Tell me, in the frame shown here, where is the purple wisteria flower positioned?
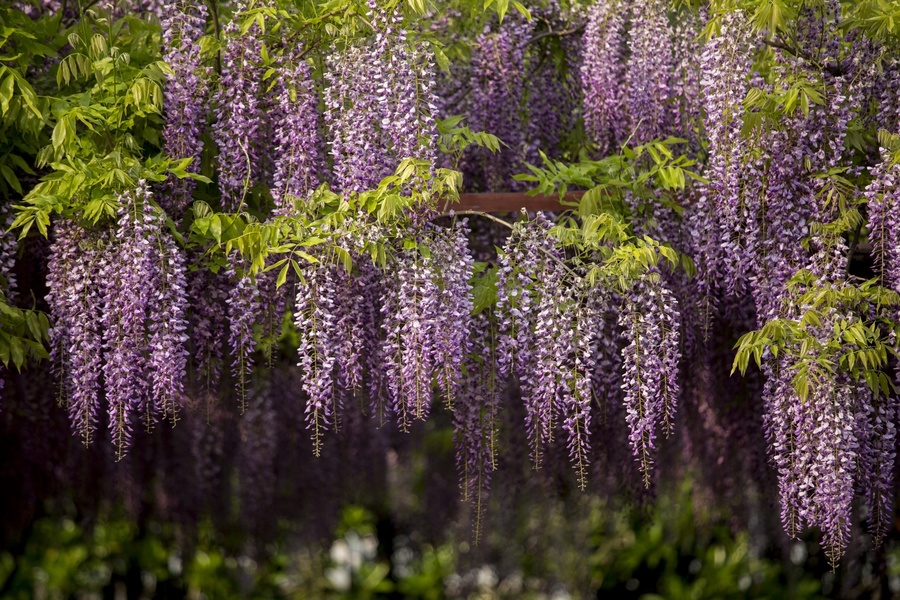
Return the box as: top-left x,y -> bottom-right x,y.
696,10 -> 754,297
671,7 -> 703,149
381,237 -> 442,430
453,312 -> 500,542
858,389 -> 898,546
864,144 -> 900,293
625,0 -> 674,144
618,274 -> 681,487
147,229 -> 190,424
160,0 -> 208,216
100,185 -> 157,458
295,260 -> 344,455
188,263 -> 231,392
496,215 -> 553,465
524,49 -> 567,165
213,4 -> 265,212
0,207 -> 18,302
324,2 -> 438,193
227,257 -> 262,413
432,220 -> 474,408
497,213 -> 597,483
580,0 -> 627,154
46,221 -> 105,445
468,18 -> 532,191
271,54 -> 322,214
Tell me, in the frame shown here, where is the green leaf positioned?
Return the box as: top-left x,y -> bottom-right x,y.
209,215 -> 222,243
9,336 -> 24,371
276,262 -> 289,288
511,1 -> 531,20
0,74 -> 13,115
495,0 -> 509,21
0,165 -> 21,194
334,246 -> 352,272
51,116 -> 68,149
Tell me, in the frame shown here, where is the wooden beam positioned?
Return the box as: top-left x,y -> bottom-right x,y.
453,192 -> 584,213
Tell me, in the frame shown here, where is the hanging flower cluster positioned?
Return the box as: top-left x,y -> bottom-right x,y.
213,4 -> 265,212
625,0 -> 674,145
864,143 -> 900,293
468,18 -> 533,190
188,265 -> 231,393
324,2 -> 438,193
497,214 -> 601,488
46,222 -> 105,445
618,274 -> 681,487
579,0 -> 701,153
295,259 -> 352,455
227,258 -> 261,413
271,54 -> 322,214
160,0 -> 208,216
294,220 -> 474,452
0,207 -> 18,302
453,311 -> 500,542
580,0 -> 626,155
759,278 -> 899,564
46,183 -> 189,457
693,10 -> 754,300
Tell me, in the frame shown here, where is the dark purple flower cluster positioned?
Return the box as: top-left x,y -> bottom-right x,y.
104,184 -> 191,457
524,49 -> 572,166
761,303 -> 889,565
294,244 -> 380,453
271,54 -> 323,214
0,207 -> 18,302
468,18 -> 532,190
864,144 -> 900,293
227,257 -> 262,413
580,0 -> 627,154
46,184 -> 190,457
496,215 -> 557,467
100,188 -> 158,457
432,221 -> 474,408
300,263 -> 344,451
238,374 -> 278,527
160,0 -> 208,216
562,281 -> 599,490
618,274 -> 681,488
859,391 -> 898,546
147,228 -> 190,424
758,141 -> 899,565
381,240 -> 443,430
213,5 -> 265,212
46,221 -> 105,445
188,265 -> 231,392
370,2 -> 438,168
324,44 -> 389,193
291,221 -> 474,450
324,3 -> 438,193
496,214 -> 596,485
696,10 -> 755,297
453,312 -> 500,541
671,8 -> 703,148
625,0 -> 674,145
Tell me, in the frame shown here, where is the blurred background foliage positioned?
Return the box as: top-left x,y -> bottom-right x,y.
1,477 -> 877,599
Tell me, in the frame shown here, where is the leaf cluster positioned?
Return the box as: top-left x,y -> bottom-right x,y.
515,138 -> 701,291
733,272 -> 900,401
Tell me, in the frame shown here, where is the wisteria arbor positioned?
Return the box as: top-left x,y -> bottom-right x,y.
4,0 -> 900,582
